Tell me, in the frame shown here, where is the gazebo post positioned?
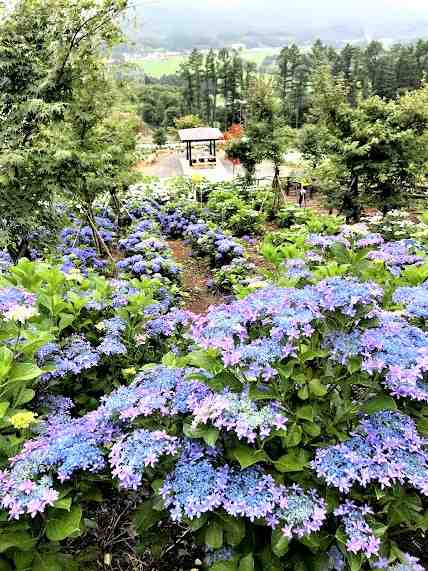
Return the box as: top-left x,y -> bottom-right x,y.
178,128 -> 223,168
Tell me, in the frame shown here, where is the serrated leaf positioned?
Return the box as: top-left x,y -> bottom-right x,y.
231,444 -> 267,469
296,405 -> 314,422
271,528 -> 289,557
283,424 -> 302,447
205,520 -> 223,549
275,449 -> 311,473
239,553 -> 255,571
363,395 -> 397,414
0,532 -> 36,553
46,506 -> 82,542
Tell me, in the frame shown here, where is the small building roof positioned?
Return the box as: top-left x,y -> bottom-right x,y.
178,127 -> 223,142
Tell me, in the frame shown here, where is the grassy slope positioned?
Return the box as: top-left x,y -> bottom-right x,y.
139,48 -> 280,78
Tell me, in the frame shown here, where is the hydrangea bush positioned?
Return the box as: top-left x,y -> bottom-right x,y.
3,187 -> 428,571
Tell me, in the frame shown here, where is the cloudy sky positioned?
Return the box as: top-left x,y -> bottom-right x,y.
142,0 -> 428,23
130,0 -> 428,44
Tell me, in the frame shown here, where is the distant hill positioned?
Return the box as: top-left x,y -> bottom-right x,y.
121,0 -> 428,52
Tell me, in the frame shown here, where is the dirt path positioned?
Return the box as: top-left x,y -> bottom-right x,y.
167,239 -> 226,314
136,153 -> 183,178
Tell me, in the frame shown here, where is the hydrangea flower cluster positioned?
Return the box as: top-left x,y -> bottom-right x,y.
393,285 -> 428,319
385,555 -> 426,571
185,222 -> 244,266
60,215 -> 116,249
118,226 -> 166,256
364,210 -> 417,242
96,366 -> 211,420
61,246 -> 107,275
367,240 -> 424,275
307,234 -> 350,250
334,501 -> 380,557
355,233 -> 384,249
0,287 -> 37,322
110,429 -> 181,489
37,336 -> 100,381
109,279 -> 141,309
267,484 -> 327,539
116,251 -> 180,283
159,205 -> 199,238
0,251 -> 13,273
284,258 -> 313,281
190,279 -> 381,379
191,388 -> 287,442
162,454 -> 326,538
313,411 -> 428,495
161,449 -> 230,521
145,308 -> 192,338
316,278 -> 383,317
97,317 -> 127,356
326,313 -> 428,401
124,195 -> 161,223
0,412 -> 115,519
59,213 -> 116,275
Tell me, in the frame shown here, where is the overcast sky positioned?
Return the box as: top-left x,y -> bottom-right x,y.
143,0 -> 428,24
129,0 -> 428,44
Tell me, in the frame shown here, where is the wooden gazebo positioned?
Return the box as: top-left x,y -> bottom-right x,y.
178,127 -> 223,167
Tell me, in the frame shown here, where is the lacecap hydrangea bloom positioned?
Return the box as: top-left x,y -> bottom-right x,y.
191,387 -> 287,442
313,411 -> 428,495
0,412 -> 115,519
162,451 -> 326,538
392,285 -> 428,319
367,240 -> 424,275
37,335 -> 100,381
0,287 -> 37,322
110,429 -> 181,489
326,312 -> 428,402
335,501 -> 380,558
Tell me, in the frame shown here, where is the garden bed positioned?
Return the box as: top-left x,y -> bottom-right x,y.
2,177 -> 428,571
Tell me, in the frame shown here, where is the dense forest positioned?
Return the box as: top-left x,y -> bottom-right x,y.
132,40 -> 428,130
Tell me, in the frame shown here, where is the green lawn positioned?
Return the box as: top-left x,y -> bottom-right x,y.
138,48 -> 280,78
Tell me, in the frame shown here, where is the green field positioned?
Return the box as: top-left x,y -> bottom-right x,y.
138,48 -> 280,78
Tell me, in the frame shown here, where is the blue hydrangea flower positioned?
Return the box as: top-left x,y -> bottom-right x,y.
313,411 -> 428,495
110,429 -> 181,489
335,501 -> 380,558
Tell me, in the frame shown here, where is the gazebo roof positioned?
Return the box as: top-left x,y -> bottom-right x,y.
178,127 -> 223,142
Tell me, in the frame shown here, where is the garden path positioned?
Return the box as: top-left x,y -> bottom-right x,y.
166,239 -> 226,314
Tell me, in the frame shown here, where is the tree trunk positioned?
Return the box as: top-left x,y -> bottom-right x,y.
272,164 -> 281,211
84,205 -> 114,262
342,174 -> 361,223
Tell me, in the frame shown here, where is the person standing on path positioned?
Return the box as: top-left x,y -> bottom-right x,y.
298,185 -> 307,208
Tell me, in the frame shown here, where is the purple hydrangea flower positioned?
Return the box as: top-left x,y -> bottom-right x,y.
334,501 -> 380,558
190,388 -> 287,442
393,286 -> 428,319
110,429 -> 181,489
313,411 -> 428,495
